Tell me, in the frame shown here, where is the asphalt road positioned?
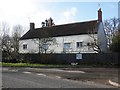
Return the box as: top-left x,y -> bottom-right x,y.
2,67 -> 115,88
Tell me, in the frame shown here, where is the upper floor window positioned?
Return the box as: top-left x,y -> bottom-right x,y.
23,44 -> 27,49
76,42 -> 83,48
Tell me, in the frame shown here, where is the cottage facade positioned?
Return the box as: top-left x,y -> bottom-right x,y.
19,8 -> 107,54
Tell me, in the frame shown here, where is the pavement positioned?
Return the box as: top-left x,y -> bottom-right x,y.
3,67 -> 119,88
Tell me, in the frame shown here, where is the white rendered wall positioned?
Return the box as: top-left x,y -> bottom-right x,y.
19,39 -> 39,53
19,34 -> 97,54
48,35 -> 97,53
98,22 -> 107,52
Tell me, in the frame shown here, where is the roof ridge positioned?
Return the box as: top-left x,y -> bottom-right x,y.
35,20 -> 98,30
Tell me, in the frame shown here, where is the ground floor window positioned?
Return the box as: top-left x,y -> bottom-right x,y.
23,44 -> 27,49
64,43 -> 71,50
76,42 -> 83,48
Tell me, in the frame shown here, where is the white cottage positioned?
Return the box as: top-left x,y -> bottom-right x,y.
19,8 -> 107,54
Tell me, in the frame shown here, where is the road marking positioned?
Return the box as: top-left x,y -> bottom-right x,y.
66,71 -> 85,73
49,69 -> 85,73
23,72 -> 31,74
55,76 -> 61,79
50,69 -> 65,72
9,70 -> 18,72
2,68 -> 18,72
2,68 -> 9,71
86,80 -> 94,84
37,73 -> 46,76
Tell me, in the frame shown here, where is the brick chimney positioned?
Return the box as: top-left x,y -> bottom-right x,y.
98,8 -> 102,22
48,17 -> 53,27
30,23 -> 35,30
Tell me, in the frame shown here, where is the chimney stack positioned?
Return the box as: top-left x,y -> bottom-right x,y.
98,8 -> 102,22
48,17 -> 53,27
30,23 -> 35,30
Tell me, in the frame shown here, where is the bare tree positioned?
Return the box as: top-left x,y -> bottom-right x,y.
87,18 -> 119,53
0,22 -> 10,48
33,37 -> 57,54
12,24 -> 29,37
33,17 -> 57,53
2,34 -> 12,59
0,22 -> 10,37
104,17 -> 119,47
85,22 -> 102,53
11,25 -> 23,59
0,22 -> 27,62
88,31 -> 102,53
0,22 -> 12,60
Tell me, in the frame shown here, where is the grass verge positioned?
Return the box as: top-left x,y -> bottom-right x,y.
1,62 -> 118,68
0,62 -> 97,68
1,62 -> 73,68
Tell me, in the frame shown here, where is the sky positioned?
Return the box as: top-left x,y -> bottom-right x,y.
0,0 -> 119,35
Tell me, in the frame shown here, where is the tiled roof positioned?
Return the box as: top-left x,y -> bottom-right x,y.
20,20 -> 99,40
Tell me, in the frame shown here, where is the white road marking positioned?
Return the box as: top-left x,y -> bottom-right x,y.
55,76 -> 61,78
23,72 -> 31,74
24,68 -> 86,74
66,71 -> 85,73
48,69 -> 85,73
2,68 -> 9,71
50,69 -> 65,72
37,73 -> 46,76
10,70 -> 18,72
2,68 -> 18,72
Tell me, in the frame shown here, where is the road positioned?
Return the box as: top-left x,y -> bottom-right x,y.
2,67 -> 115,88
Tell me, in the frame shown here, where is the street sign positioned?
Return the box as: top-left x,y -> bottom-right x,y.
76,53 -> 82,60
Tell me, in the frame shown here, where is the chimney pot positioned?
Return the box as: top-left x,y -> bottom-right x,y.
48,17 -> 53,27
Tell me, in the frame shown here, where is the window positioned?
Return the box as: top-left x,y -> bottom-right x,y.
64,43 -> 71,50
87,43 -> 90,46
23,44 -> 27,49
76,42 -> 83,48
87,42 -> 92,46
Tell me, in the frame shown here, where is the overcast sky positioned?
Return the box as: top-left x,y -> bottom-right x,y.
0,0 -> 119,35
